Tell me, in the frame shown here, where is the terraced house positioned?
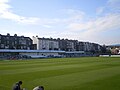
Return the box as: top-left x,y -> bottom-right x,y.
32,36 -> 102,53
32,36 -> 59,50
0,33 -> 103,53
0,33 -> 34,50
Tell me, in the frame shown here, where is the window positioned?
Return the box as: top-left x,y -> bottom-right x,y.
15,41 -> 17,44
6,37 -> 9,39
1,44 -> 4,48
12,42 -> 14,46
7,41 -> 9,44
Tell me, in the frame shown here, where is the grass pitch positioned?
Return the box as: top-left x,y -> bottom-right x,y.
0,57 -> 120,90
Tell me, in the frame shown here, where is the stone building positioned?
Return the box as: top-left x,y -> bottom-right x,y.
57,39 -> 77,51
0,33 -> 33,50
32,36 -> 59,50
32,36 -> 102,52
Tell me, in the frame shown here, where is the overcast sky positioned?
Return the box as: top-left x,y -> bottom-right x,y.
0,0 -> 120,45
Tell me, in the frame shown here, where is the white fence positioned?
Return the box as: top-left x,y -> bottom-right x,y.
100,55 -> 120,57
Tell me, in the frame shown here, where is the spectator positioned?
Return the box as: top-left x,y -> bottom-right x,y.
12,81 -> 23,90
33,86 -> 44,90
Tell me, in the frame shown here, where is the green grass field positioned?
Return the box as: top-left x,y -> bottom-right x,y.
0,57 -> 120,90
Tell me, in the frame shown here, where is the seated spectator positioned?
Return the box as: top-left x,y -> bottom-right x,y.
33,86 -> 44,90
12,81 -> 23,90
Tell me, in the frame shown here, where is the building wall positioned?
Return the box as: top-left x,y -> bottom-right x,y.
76,41 -> 102,53
32,36 -> 39,49
39,39 -> 49,50
32,36 -> 102,52
33,36 -> 59,50
57,39 -> 77,51
0,33 -> 33,50
0,33 -> 103,52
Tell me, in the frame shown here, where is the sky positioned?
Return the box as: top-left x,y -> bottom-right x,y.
0,0 -> 120,45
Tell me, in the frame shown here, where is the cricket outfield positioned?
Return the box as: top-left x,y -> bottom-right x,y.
0,57 -> 120,90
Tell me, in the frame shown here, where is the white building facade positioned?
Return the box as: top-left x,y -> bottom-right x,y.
32,36 -> 59,50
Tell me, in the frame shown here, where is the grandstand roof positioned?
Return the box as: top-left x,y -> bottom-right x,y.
65,51 -> 85,54
0,49 -> 65,53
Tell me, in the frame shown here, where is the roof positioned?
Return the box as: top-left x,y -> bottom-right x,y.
0,49 -> 65,53
0,49 -> 85,54
65,51 -> 85,54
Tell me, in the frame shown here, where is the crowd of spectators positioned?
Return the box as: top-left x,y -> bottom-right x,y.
0,54 -> 31,60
